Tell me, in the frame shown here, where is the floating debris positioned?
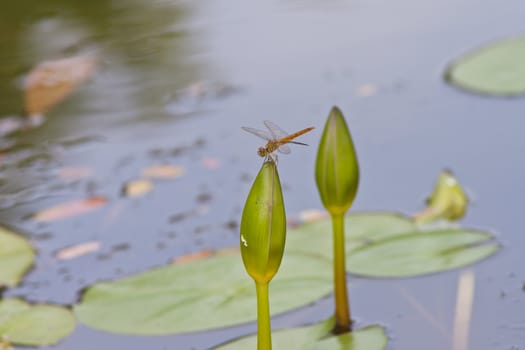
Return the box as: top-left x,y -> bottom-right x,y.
143,164 -> 185,179
55,241 -> 101,260
123,179 -> 153,198
31,196 -> 107,222
24,54 -> 98,116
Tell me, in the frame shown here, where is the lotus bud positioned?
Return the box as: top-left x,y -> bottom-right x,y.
315,106 -> 360,215
415,170 -> 468,223
240,160 -> 286,284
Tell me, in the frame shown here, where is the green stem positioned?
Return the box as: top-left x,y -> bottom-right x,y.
255,281 -> 272,350
332,213 -> 352,333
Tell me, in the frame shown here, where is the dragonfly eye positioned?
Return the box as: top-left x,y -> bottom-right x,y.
257,147 -> 266,157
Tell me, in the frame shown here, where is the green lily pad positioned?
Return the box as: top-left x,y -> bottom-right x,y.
75,251 -> 333,335
0,227 -> 34,288
287,213 -> 417,257
75,213 -> 499,335
214,318 -> 386,350
289,213 -> 499,277
0,298 -> 76,346
446,36 -> 525,96
346,229 -> 500,278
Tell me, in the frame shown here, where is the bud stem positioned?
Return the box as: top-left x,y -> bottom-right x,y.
332,213 -> 352,334
255,281 -> 272,350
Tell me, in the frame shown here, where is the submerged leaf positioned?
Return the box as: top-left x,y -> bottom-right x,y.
25,55 -> 97,116
201,157 -> 222,169
214,318 -> 386,350
446,36 -> 525,96
0,336 -> 12,350
57,167 -> 93,179
31,196 -> 107,222
143,165 -> 185,179
0,298 -> 76,346
55,241 -> 101,260
0,228 -> 34,287
123,179 -> 153,198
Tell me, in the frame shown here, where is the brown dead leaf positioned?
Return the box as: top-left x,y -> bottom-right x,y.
216,246 -> 240,256
32,196 -> 107,222
123,179 -> 153,198
0,336 -> 12,350
171,249 -> 215,264
55,241 -> 101,260
57,166 -> 93,179
356,84 -> 378,98
201,157 -> 221,169
299,209 -> 330,223
25,55 -> 97,116
143,165 -> 185,179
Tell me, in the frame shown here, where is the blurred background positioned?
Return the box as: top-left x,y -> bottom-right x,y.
0,0 -> 524,349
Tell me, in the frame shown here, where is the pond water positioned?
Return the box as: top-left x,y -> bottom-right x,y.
1,0 -> 524,349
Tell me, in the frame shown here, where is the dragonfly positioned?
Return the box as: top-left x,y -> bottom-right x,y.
241,120 -> 315,161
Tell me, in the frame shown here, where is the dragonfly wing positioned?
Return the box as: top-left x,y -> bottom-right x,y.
241,127 -> 272,141
277,144 -> 291,154
263,120 -> 289,139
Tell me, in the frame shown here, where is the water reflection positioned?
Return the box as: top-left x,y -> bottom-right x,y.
0,0 -> 213,212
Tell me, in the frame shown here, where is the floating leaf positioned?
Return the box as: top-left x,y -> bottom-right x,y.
123,179 -> 153,198
171,249 -> 215,264
31,196 -> 107,222
75,213 -> 499,335
287,213 -> 499,278
143,165 -> 185,179
0,336 -> 12,350
25,55 -> 98,116
446,36 -> 525,96
75,249 -> 332,335
298,209 -> 330,223
346,230 -> 499,278
57,167 -> 93,180
0,298 -> 76,347
214,318 -> 386,350
201,157 -> 222,169
355,84 -> 378,98
286,213 -> 417,258
55,241 -> 101,260
0,228 -> 34,287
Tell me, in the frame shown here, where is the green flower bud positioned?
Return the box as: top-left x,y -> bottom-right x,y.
415,170 -> 468,223
315,106 -> 360,215
240,161 -> 286,284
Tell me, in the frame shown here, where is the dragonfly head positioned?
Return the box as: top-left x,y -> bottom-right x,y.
257,147 -> 267,157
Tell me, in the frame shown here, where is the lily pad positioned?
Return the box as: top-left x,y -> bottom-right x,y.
0,227 -> 34,288
288,213 -> 499,278
75,251 -> 333,335
287,213 -> 416,258
214,318 -> 386,350
346,229 -> 500,278
446,36 -> 525,96
75,213 -> 499,335
0,298 -> 76,346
